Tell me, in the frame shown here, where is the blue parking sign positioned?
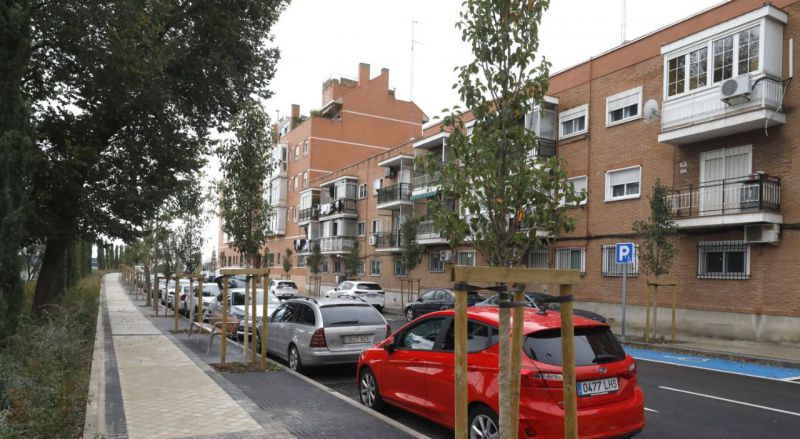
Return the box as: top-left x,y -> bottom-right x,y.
615,243 -> 635,264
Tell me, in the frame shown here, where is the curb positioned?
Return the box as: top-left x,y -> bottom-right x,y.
82,277 -> 107,439
623,340 -> 800,369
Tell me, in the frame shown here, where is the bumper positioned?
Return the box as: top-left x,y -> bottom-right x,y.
275,292 -> 297,299
360,295 -> 385,307
300,347 -> 365,367
518,387 -> 645,439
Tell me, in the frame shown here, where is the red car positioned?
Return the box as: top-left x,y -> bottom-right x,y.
357,307 -> 644,438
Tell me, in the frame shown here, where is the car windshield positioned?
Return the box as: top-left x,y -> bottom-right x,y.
524,326 -> 626,366
277,282 -> 297,289
355,283 -> 382,291
320,305 -> 385,326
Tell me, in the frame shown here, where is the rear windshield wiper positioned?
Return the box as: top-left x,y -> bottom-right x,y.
328,320 -> 359,326
593,354 -> 624,364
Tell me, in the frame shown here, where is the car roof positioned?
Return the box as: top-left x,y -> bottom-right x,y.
422,307 -> 606,333
287,297 -> 374,308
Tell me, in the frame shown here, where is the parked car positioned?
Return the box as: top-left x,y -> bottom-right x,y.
357,307 -> 644,438
269,279 -> 300,299
404,288 -> 486,321
180,283 -> 221,320
325,281 -> 385,311
475,292 -> 608,323
164,279 -> 190,308
266,297 -> 389,373
209,287 -> 281,340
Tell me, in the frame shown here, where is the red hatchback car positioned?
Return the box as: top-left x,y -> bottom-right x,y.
357,307 -> 644,438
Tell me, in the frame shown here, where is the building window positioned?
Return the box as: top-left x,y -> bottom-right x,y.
429,251 -> 444,273
322,260 -> 328,273
357,221 -> 366,237
688,47 -> 708,90
334,259 -> 342,273
294,145 -> 300,161
303,140 -> 309,156
667,55 -> 686,96
606,86 -> 642,126
563,176 -> 588,206
602,245 -> 639,277
291,207 -> 297,222
605,166 -> 641,202
712,35 -> 734,83
267,253 -> 275,266
371,219 -> 380,234
528,248 -> 549,269
738,26 -> 760,75
394,259 -> 408,277
456,250 -> 475,267
370,259 -> 382,276
698,241 -> 750,279
357,259 -> 365,275
358,183 -> 367,199
303,172 -> 308,188
373,178 -> 383,196
297,255 -> 306,268
293,176 -> 298,191
555,247 -> 585,274
559,104 -> 588,139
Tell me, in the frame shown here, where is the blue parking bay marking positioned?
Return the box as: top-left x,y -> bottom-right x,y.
624,346 -> 800,382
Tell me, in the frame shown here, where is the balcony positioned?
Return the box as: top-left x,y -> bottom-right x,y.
320,236 -> 356,254
377,183 -> 412,209
299,206 -> 319,224
318,198 -> 357,219
667,174 -> 782,229
658,78 -> 785,145
297,238 -> 319,255
411,168 -> 442,201
536,138 -> 556,158
372,231 -> 402,252
416,220 -> 448,245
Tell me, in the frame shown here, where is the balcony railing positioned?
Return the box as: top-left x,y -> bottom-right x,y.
320,236 -> 356,253
298,238 -> 319,254
413,169 -> 442,188
373,231 -> 402,249
377,183 -> 412,205
299,207 -> 319,222
318,199 -> 357,217
536,138 -> 557,158
668,174 -> 780,218
416,220 -> 445,240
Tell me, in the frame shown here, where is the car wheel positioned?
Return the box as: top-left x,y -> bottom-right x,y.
359,368 -> 385,410
288,344 -> 304,373
468,405 -> 499,439
405,307 -> 415,322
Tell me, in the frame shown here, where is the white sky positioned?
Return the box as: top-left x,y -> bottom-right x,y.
201,0 -> 726,259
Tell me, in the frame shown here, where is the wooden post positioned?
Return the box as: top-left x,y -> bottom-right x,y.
498,291 -> 512,438
197,281 -> 204,325
154,275 -> 159,314
173,279 -> 180,331
509,288 -> 524,439
261,275 -> 268,369
221,277 -> 229,366
453,285 -> 468,439
188,278 -> 194,322
645,283 -> 654,342
243,278 -> 249,358
560,283 -> 578,439
251,276 -> 257,365
653,284 -> 659,341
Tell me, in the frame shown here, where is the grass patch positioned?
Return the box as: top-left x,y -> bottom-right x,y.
0,275 -> 100,437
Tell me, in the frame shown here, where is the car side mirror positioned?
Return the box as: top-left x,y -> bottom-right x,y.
384,337 -> 396,354
335,287 -> 339,291
417,297 -> 423,302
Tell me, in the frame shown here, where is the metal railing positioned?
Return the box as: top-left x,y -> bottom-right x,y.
416,220 -> 445,240
320,236 -> 356,253
668,174 -> 780,218
377,183 -> 412,205
536,138 -> 557,158
413,168 -> 442,188
318,199 -> 357,217
299,207 -> 319,222
373,231 -> 402,248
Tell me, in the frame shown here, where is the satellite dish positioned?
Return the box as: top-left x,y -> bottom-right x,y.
643,99 -> 660,123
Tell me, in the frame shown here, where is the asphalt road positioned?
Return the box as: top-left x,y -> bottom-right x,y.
306,313 -> 800,439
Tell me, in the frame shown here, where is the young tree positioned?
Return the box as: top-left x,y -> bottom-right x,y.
217,100 -> 275,268
26,0 -> 287,311
282,248 -> 294,278
344,240 -> 361,279
307,242 -> 323,276
425,0 -> 581,435
399,216 -> 423,276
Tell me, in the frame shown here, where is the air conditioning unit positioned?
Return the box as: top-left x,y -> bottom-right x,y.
384,167 -> 395,178
440,250 -> 453,262
720,75 -> 752,105
744,224 -> 779,243
368,235 -> 377,246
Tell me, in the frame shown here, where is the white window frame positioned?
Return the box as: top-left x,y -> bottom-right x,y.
303,139 -> 309,156
357,259 -> 365,275
357,221 -> 366,237
357,183 -> 367,200
563,175 -> 588,206
294,145 -> 300,160
697,241 -> 751,280
394,258 -> 408,277
605,165 -> 641,202
558,104 -> 588,139
370,259 -> 382,277
302,172 -> 308,188
602,245 -> 639,277
293,176 -> 298,191
605,86 -> 642,127
373,178 -> 383,196
371,219 -> 380,234
456,250 -> 476,267
555,247 -> 585,274
429,252 -> 444,273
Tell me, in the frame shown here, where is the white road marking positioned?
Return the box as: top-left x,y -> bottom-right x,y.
644,407 -> 659,413
782,376 -> 800,382
635,357 -> 800,385
659,386 -> 800,418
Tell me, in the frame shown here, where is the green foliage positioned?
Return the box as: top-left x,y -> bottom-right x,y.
425,0 -> 579,267
307,242 -> 323,275
282,248 -> 293,276
344,240 -> 361,279
218,100 -> 275,265
399,217 -> 423,274
0,275 -> 99,437
633,179 -> 678,277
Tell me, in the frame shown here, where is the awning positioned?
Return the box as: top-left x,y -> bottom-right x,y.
410,190 -> 439,201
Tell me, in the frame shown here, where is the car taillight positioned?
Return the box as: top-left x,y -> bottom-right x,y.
521,371 -> 563,388
310,328 -> 327,348
386,324 -> 391,336
622,361 -> 637,379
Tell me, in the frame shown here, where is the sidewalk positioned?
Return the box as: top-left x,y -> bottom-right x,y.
85,273 -> 425,439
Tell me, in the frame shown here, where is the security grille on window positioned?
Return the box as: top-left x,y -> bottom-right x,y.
394,259 -> 408,277
370,259 -> 382,276
605,166 -> 641,201
555,247 -> 585,274
559,104 -> 588,139
606,86 -> 642,126
357,259 -> 365,275
528,248 -> 549,269
602,245 -> 639,277
698,241 -> 750,279
429,251 -> 444,273
456,251 -> 475,266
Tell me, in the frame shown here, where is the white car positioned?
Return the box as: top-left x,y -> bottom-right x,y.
180,283 -> 221,320
269,280 -> 300,299
325,281 -> 385,311
209,288 -> 281,340
165,279 -> 191,308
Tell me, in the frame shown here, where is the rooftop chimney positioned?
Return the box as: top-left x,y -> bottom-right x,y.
358,63 -> 371,85
291,104 -> 300,120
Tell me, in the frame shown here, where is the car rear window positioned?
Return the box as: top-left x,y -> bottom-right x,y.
356,283 -> 382,290
278,282 -> 297,289
320,305 -> 385,327
524,326 -> 625,366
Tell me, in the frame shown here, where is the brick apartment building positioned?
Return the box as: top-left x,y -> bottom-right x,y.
219,1 -> 800,342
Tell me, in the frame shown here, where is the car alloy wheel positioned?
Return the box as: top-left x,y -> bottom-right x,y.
288,345 -> 303,372
405,308 -> 415,322
358,368 -> 384,410
469,406 -> 499,439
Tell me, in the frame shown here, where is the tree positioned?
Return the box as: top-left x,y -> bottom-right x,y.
26,0 -> 288,311
343,240 -> 361,279
282,248 -> 293,278
399,217 -> 423,276
0,0 -> 33,339
217,100 -> 275,269
307,242 -> 323,276
425,0 -> 580,435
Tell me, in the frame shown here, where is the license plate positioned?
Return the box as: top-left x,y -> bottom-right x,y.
344,335 -> 372,344
577,377 -> 619,396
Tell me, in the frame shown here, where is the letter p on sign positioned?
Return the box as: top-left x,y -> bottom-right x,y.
615,243 -> 635,265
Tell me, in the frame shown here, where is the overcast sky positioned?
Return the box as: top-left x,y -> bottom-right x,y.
201,0 -> 726,259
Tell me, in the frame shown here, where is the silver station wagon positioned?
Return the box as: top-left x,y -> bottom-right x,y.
264,297 -> 389,372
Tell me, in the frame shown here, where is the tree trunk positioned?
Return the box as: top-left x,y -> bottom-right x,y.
32,237 -> 69,313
